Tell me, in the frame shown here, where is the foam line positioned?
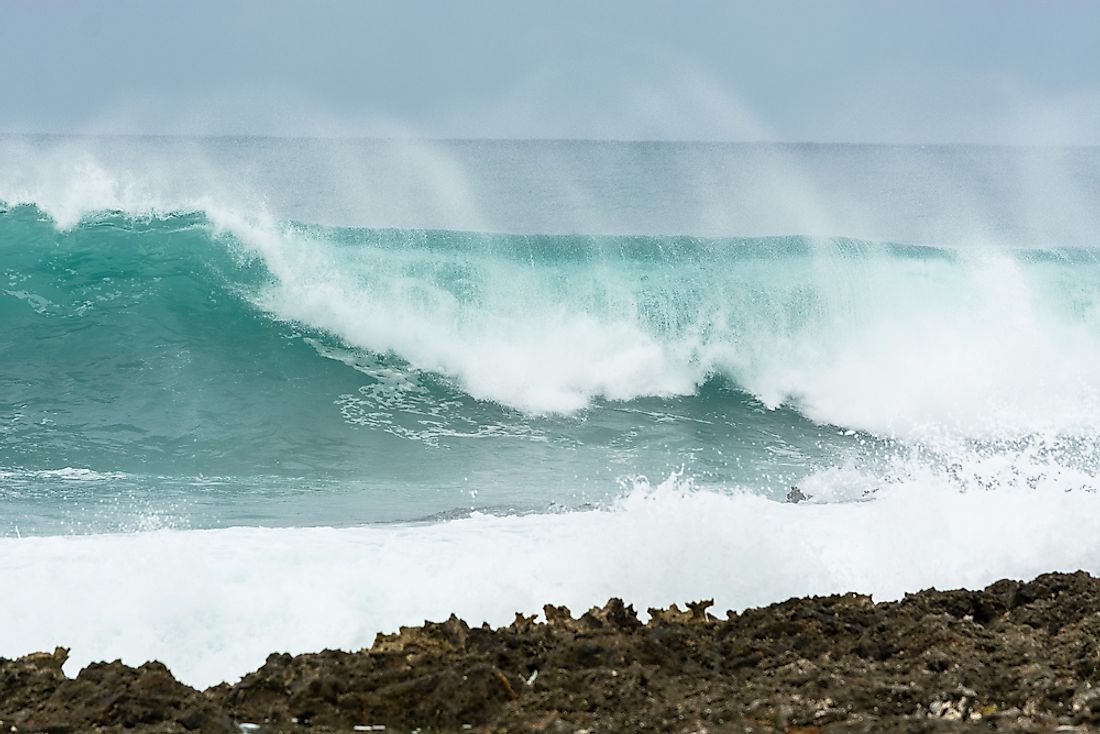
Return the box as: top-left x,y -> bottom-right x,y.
3,476 -> 1099,688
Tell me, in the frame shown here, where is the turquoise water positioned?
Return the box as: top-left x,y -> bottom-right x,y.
1,206 -> 893,531
5,197 -> 1100,533
4,138 -> 1100,534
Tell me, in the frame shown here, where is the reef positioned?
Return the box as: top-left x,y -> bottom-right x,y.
4,571 -> 1100,732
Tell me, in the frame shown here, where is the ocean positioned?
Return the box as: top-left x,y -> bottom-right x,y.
3,135 -> 1100,687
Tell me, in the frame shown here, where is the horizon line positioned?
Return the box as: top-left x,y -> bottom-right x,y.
1,131 -> 1098,150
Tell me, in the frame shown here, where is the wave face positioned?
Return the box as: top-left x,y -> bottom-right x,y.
4,199 -> 1100,532
3,136 -> 1100,686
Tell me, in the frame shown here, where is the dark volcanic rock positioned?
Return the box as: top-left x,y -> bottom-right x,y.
6,572 -> 1100,732
0,647 -> 235,733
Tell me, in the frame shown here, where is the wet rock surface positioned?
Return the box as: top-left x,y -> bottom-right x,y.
5,572 -> 1100,732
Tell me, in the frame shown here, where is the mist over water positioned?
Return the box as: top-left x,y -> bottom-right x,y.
3,134 -> 1100,684
5,134 -> 1100,241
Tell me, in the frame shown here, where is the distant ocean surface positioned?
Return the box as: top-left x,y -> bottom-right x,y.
3,136 -> 1100,686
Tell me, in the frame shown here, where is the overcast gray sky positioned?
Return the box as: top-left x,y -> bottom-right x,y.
2,0 -> 1098,144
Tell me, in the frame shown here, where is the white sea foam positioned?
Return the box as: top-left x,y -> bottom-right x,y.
2,474 -> 1100,689
0,467 -> 130,482
229,217 -> 1100,437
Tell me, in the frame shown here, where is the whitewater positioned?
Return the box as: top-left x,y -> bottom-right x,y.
2,135 -> 1100,687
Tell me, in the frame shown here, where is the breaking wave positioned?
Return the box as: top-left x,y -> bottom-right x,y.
4,204 -> 1100,438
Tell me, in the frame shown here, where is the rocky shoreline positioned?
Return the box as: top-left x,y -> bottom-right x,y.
4,571 -> 1100,733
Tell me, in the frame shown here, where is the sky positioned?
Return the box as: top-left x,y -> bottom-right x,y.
1,0 -> 1099,144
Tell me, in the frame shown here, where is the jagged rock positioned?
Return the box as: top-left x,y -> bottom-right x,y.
6,572 -> 1100,732
0,651 -> 234,733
